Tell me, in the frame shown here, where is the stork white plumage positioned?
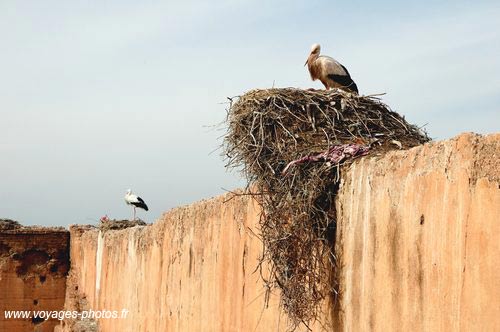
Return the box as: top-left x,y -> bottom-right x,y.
124,189 -> 148,221
305,43 -> 358,94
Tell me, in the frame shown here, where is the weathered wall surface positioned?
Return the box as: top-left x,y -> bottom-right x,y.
63,133 -> 499,332
0,226 -> 69,332
335,132 -> 499,332
62,197 -> 290,332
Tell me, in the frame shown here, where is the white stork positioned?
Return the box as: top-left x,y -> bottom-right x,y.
124,189 -> 148,220
305,43 -> 358,94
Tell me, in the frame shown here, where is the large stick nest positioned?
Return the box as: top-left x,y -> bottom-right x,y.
223,88 -> 429,329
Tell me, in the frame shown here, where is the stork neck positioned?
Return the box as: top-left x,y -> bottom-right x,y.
309,53 -> 319,63
307,55 -> 317,71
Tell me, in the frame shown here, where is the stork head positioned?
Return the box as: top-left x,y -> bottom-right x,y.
305,43 -> 321,66
126,189 -> 132,195
310,43 -> 321,54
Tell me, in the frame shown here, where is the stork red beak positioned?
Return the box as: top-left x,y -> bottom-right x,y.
304,54 -> 312,66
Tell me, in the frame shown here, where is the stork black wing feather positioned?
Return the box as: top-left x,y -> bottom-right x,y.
133,197 -> 149,211
340,64 -> 352,77
327,74 -> 359,94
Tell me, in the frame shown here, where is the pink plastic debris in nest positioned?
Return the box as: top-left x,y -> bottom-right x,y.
281,144 -> 370,175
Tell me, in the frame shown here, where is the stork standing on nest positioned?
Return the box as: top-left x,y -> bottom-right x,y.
305,43 -> 358,94
124,189 -> 148,220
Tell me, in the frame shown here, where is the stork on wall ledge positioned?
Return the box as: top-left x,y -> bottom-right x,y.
124,189 -> 148,221
305,43 -> 359,94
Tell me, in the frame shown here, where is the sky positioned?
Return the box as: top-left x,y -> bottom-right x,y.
0,0 -> 499,227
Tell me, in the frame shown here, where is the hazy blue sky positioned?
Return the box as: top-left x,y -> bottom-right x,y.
1,0 -> 499,226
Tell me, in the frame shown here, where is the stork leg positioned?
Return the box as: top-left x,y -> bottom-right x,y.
133,206 -> 136,221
